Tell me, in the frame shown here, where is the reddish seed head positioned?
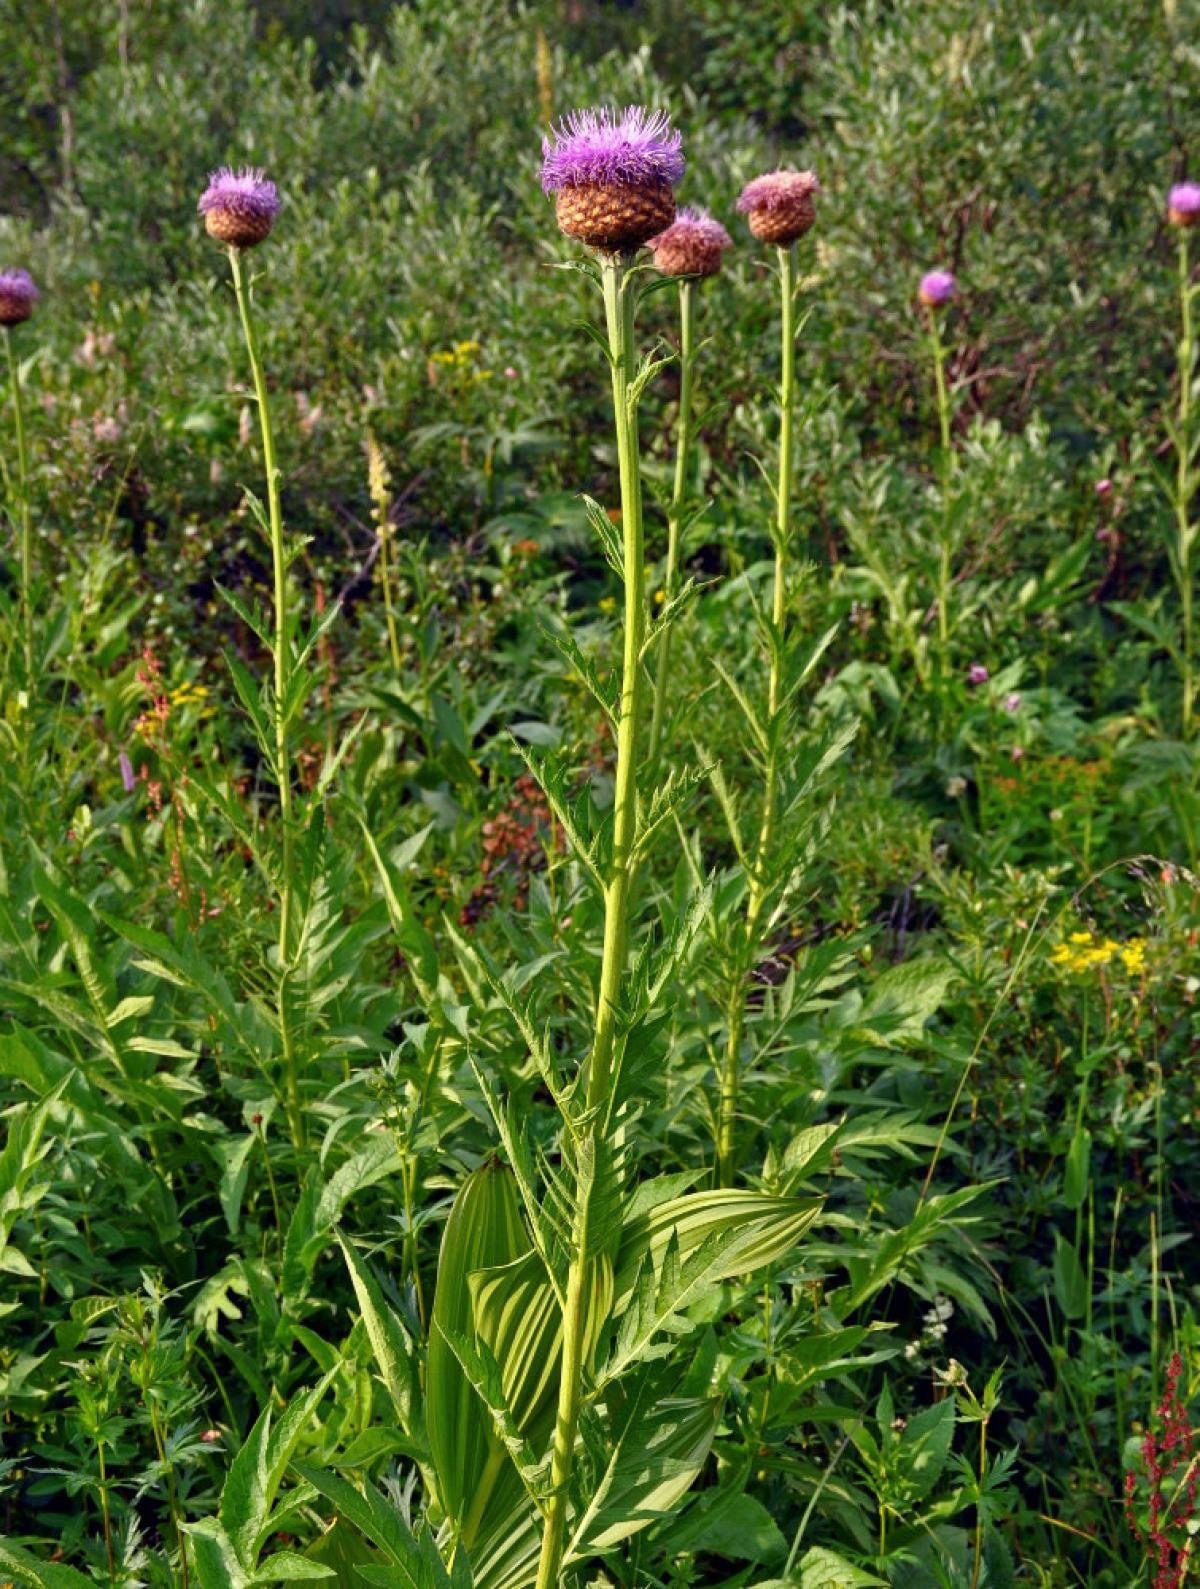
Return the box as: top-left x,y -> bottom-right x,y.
198,167 -> 281,249
0,269 -> 38,327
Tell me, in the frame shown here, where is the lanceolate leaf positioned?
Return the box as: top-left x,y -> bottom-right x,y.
337,1234 -> 425,1452
565,1380 -> 721,1557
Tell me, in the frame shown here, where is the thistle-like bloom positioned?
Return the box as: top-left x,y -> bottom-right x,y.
736,169 -> 820,245
919,269 -> 957,307
541,106 -> 684,252
1168,182 -> 1200,228
0,269 -> 38,327
198,167 -> 281,249
968,662 -> 989,685
649,207 -> 732,278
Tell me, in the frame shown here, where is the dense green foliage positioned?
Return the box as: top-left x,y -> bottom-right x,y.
1,1 -> 1199,1585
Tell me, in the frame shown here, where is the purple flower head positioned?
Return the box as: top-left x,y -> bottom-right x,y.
119,751 -> 136,793
736,170 -> 820,245
198,166 -> 281,248
1003,692 -> 1022,714
540,107 -> 684,195
1095,477 -> 1113,497
736,169 -> 820,214
0,268 -> 39,327
919,269 -> 957,308
1168,182 -> 1200,227
968,663 -> 989,686
650,206 -> 733,277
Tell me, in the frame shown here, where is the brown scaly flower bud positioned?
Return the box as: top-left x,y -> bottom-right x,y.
736,169 -> 820,246
649,207 -> 733,279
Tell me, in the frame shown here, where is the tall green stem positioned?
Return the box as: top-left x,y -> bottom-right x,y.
6,329 -> 32,681
535,254 -> 646,1589
715,244 -> 796,1188
927,309 -> 954,677
1177,231 -> 1195,739
648,277 -> 695,765
229,247 -> 303,1150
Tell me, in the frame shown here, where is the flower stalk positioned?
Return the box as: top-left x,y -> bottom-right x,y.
227,244 -> 303,1150
648,276 -> 695,765
926,307 -> 954,674
715,240 -> 797,1188
1175,227 -> 1197,739
5,329 -> 32,681
534,252 -> 647,1589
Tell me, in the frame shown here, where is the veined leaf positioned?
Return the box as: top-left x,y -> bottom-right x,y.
566,1381 -> 720,1556
614,1187 -> 823,1310
427,1161 -> 531,1541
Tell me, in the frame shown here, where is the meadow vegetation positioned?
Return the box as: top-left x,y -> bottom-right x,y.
1,2 -> 1198,1585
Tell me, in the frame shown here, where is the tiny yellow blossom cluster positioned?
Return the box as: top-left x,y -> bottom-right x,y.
429,340 -> 493,385
1049,929 -> 1146,976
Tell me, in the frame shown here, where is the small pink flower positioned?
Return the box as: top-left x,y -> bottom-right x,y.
119,751 -> 136,793
968,663 -> 989,686
1010,745 -> 1025,762
504,366 -> 518,380
200,1428 -> 223,1443
1003,692 -> 1021,713
1095,478 -> 1113,498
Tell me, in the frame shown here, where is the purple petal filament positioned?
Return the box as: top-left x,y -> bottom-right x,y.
541,107 -> 684,194
919,269 -> 957,306
736,170 -> 820,214
197,167 -> 281,224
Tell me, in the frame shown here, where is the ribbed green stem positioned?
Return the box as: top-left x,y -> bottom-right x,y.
715,243 -> 796,1188
1178,231 -> 1195,740
648,277 -> 696,765
927,308 -> 954,677
586,255 -> 646,1113
6,329 -> 32,682
229,246 -> 303,1151
535,253 -> 646,1589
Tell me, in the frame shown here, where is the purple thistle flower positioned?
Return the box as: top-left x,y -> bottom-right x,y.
1168,182 -> 1200,228
0,268 -> 39,327
119,751 -> 136,793
649,206 -> 733,278
919,269 -> 957,307
736,169 -> 820,245
198,166 -> 281,249
540,107 -> 684,195
1003,692 -> 1022,714
968,663 -> 989,686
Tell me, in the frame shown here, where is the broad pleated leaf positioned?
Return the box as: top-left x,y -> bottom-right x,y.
614,1188 -> 823,1310
426,1161 -> 531,1537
